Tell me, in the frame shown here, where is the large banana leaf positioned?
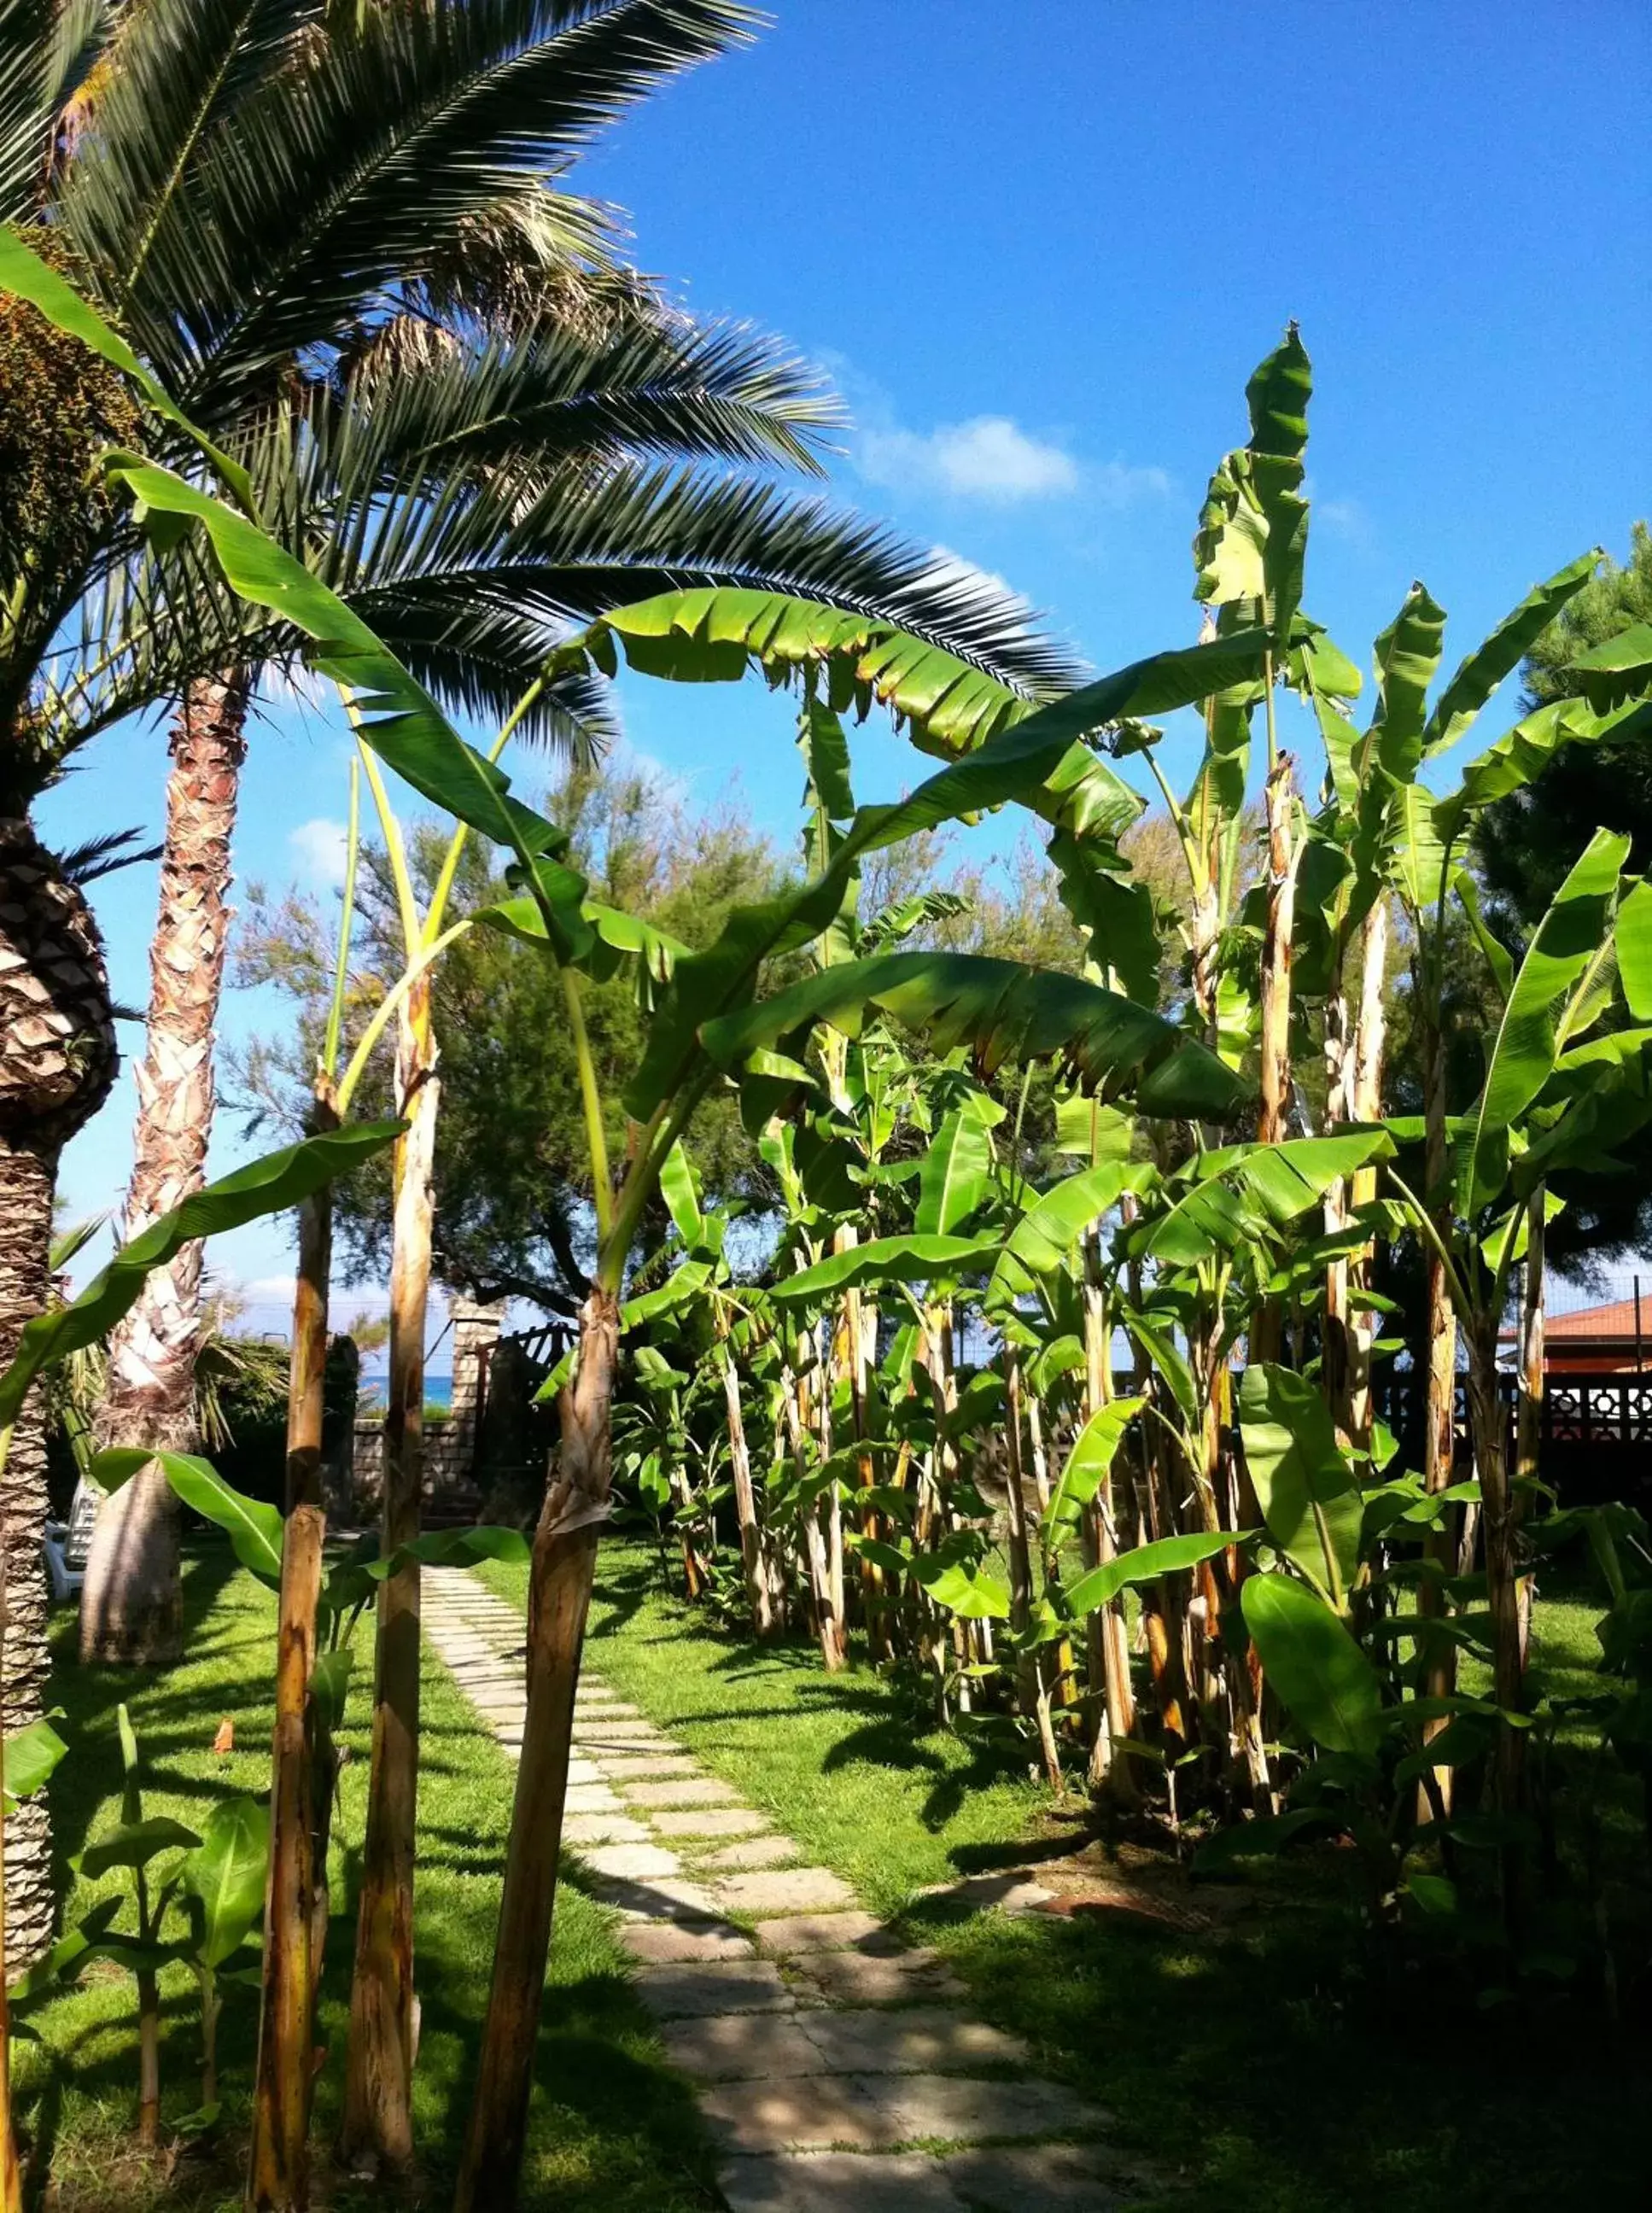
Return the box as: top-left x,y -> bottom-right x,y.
700,955 -> 1249,1124
1565,622 -> 1652,712
914,1091 -> 1001,1236
1431,692 -> 1652,851
1422,552 -> 1601,757
1136,1129 -> 1394,1265
3,1716 -> 69,1811
1366,583 -> 1447,800
1617,879 -> 1652,1020
1065,1529 -> 1238,1620
1043,1398 -> 1146,1549
1237,1365 -> 1362,1608
1194,326 -> 1311,646
545,586 -> 1036,758
184,1797 -> 270,1969
770,1235 -> 1001,1308
624,631 -> 1269,1120
1460,827 -> 1629,1214
986,1160 -> 1148,1308
1240,1573 -> 1384,1760
91,1448 -> 283,1584
0,1123 -> 401,1431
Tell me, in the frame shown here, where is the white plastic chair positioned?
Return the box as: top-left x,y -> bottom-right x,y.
43,1525 -> 83,1605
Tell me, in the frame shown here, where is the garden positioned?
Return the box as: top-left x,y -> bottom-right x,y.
1,5 -> 1649,2210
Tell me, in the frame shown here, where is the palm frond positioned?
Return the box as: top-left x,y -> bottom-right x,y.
54,0 -> 315,301
317,307 -> 842,481
0,0 -> 114,221
73,0 -> 762,408
56,823 -> 162,882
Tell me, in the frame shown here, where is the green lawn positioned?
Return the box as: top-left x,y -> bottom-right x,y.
24,1540 -> 720,2212
481,1544 -> 1650,2213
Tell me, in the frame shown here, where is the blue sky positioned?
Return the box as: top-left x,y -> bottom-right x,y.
41,0 -> 1652,1326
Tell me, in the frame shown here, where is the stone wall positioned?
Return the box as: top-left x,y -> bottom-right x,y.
337,1296 -> 505,1522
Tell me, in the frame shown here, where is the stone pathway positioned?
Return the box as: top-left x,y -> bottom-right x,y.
422,1568 -> 1148,2212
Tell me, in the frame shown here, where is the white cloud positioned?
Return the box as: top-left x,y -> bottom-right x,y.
289,817 -> 349,889
1316,496 -> 1372,546
928,544 -> 1030,613
1092,459 -> 1173,507
859,414 -> 1080,503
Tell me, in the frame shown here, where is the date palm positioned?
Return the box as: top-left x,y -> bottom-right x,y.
1,0 -> 1075,1702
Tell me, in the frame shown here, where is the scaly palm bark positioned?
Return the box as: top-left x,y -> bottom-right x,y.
79,672 -> 248,1664
0,819 -> 117,1964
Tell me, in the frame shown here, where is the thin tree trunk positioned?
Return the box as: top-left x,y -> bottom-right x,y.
340,986 -> 437,2174
1515,1188 -> 1545,1670
1320,977 -> 1356,1430
80,675 -> 248,1665
454,1289 -> 620,2213
0,817 -> 117,1965
136,1959 -> 161,2146
1417,990 -> 1461,1805
1081,1270 -> 1138,1801
1251,752 -> 1301,1364
717,1336 -> 774,1638
283,1091 -> 343,1997
248,1506 -> 323,2210
1466,1323 -> 1527,1819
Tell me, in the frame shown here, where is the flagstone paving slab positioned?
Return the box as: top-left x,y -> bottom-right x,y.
660,2012 -> 827,2082
598,1875 -> 722,1921
792,1948 -> 965,2007
578,1842 -> 682,1882
937,2142 -> 1142,2210
658,2005 -> 1025,2082
632,1959 -> 799,2018
925,1871 -> 1058,1918
797,2006 -> 1028,2076
651,1806 -> 771,1839
714,1867 -> 855,1917
701,2072 -> 1106,2156
589,1752 -> 702,1779
751,1910 -> 889,1954
618,1776 -> 743,1808
562,1812 -> 652,1847
717,2152 -> 965,2213
616,1919 -> 753,1965
687,1835 -> 799,1872
564,1783 -> 625,1815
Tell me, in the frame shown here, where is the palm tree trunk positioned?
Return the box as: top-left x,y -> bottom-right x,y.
454,1287 -> 620,2213
0,816 -> 118,1966
340,983 -> 437,2175
80,674 -> 248,1665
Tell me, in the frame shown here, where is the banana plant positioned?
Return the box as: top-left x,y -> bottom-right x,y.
1382,829 -> 1652,1824
69,1705 -> 202,2147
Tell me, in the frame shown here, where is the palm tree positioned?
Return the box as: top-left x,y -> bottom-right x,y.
1,0 -> 1076,1951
